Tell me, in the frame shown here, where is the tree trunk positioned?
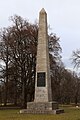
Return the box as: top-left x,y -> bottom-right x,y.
22,79 -> 27,108
14,78 -> 17,106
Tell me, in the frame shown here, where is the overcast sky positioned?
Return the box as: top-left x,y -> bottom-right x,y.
0,0 -> 80,71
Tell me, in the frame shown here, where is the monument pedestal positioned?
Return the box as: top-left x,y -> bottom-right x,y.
27,101 -> 58,110
20,101 -> 64,114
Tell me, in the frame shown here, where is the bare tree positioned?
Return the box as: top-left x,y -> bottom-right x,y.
0,15 -> 63,107
72,49 -> 80,68
0,28 -> 11,106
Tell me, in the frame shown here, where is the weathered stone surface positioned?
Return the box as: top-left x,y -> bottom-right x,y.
27,101 -> 58,111
34,8 -> 52,102
19,101 -> 64,114
20,108 -> 64,114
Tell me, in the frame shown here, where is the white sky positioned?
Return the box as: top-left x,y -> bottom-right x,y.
0,0 -> 80,71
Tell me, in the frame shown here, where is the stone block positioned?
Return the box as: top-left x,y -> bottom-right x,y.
27,101 -> 58,111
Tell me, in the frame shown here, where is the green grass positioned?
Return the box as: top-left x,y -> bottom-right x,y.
0,106 -> 80,120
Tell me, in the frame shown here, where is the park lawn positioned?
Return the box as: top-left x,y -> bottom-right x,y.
0,106 -> 80,120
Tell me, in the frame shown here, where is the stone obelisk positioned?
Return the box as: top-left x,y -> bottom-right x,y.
20,8 -> 64,114
34,8 -> 52,102
26,8 -> 58,112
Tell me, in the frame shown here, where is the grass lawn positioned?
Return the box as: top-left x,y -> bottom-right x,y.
0,106 -> 80,120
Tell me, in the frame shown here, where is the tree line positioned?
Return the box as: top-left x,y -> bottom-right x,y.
0,15 -> 80,108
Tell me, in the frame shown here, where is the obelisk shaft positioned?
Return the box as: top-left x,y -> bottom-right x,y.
34,8 -> 52,102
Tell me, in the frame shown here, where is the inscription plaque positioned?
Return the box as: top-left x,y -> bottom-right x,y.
37,72 -> 46,87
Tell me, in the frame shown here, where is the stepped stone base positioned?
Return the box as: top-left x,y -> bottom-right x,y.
20,101 -> 64,114
20,108 -> 64,114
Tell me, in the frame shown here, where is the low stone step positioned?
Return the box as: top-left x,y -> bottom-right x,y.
20,109 -> 64,114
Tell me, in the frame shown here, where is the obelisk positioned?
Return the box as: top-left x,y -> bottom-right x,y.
26,8 -> 59,112
20,8 -> 64,114
34,8 -> 52,102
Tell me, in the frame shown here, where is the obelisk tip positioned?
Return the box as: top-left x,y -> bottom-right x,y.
40,8 -> 46,13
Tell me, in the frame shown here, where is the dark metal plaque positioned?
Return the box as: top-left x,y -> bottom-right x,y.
37,72 -> 46,87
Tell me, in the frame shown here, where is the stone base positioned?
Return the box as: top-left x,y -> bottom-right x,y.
20,108 -> 64,114
27,101 -> 58,110
20,101 -> 64,114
